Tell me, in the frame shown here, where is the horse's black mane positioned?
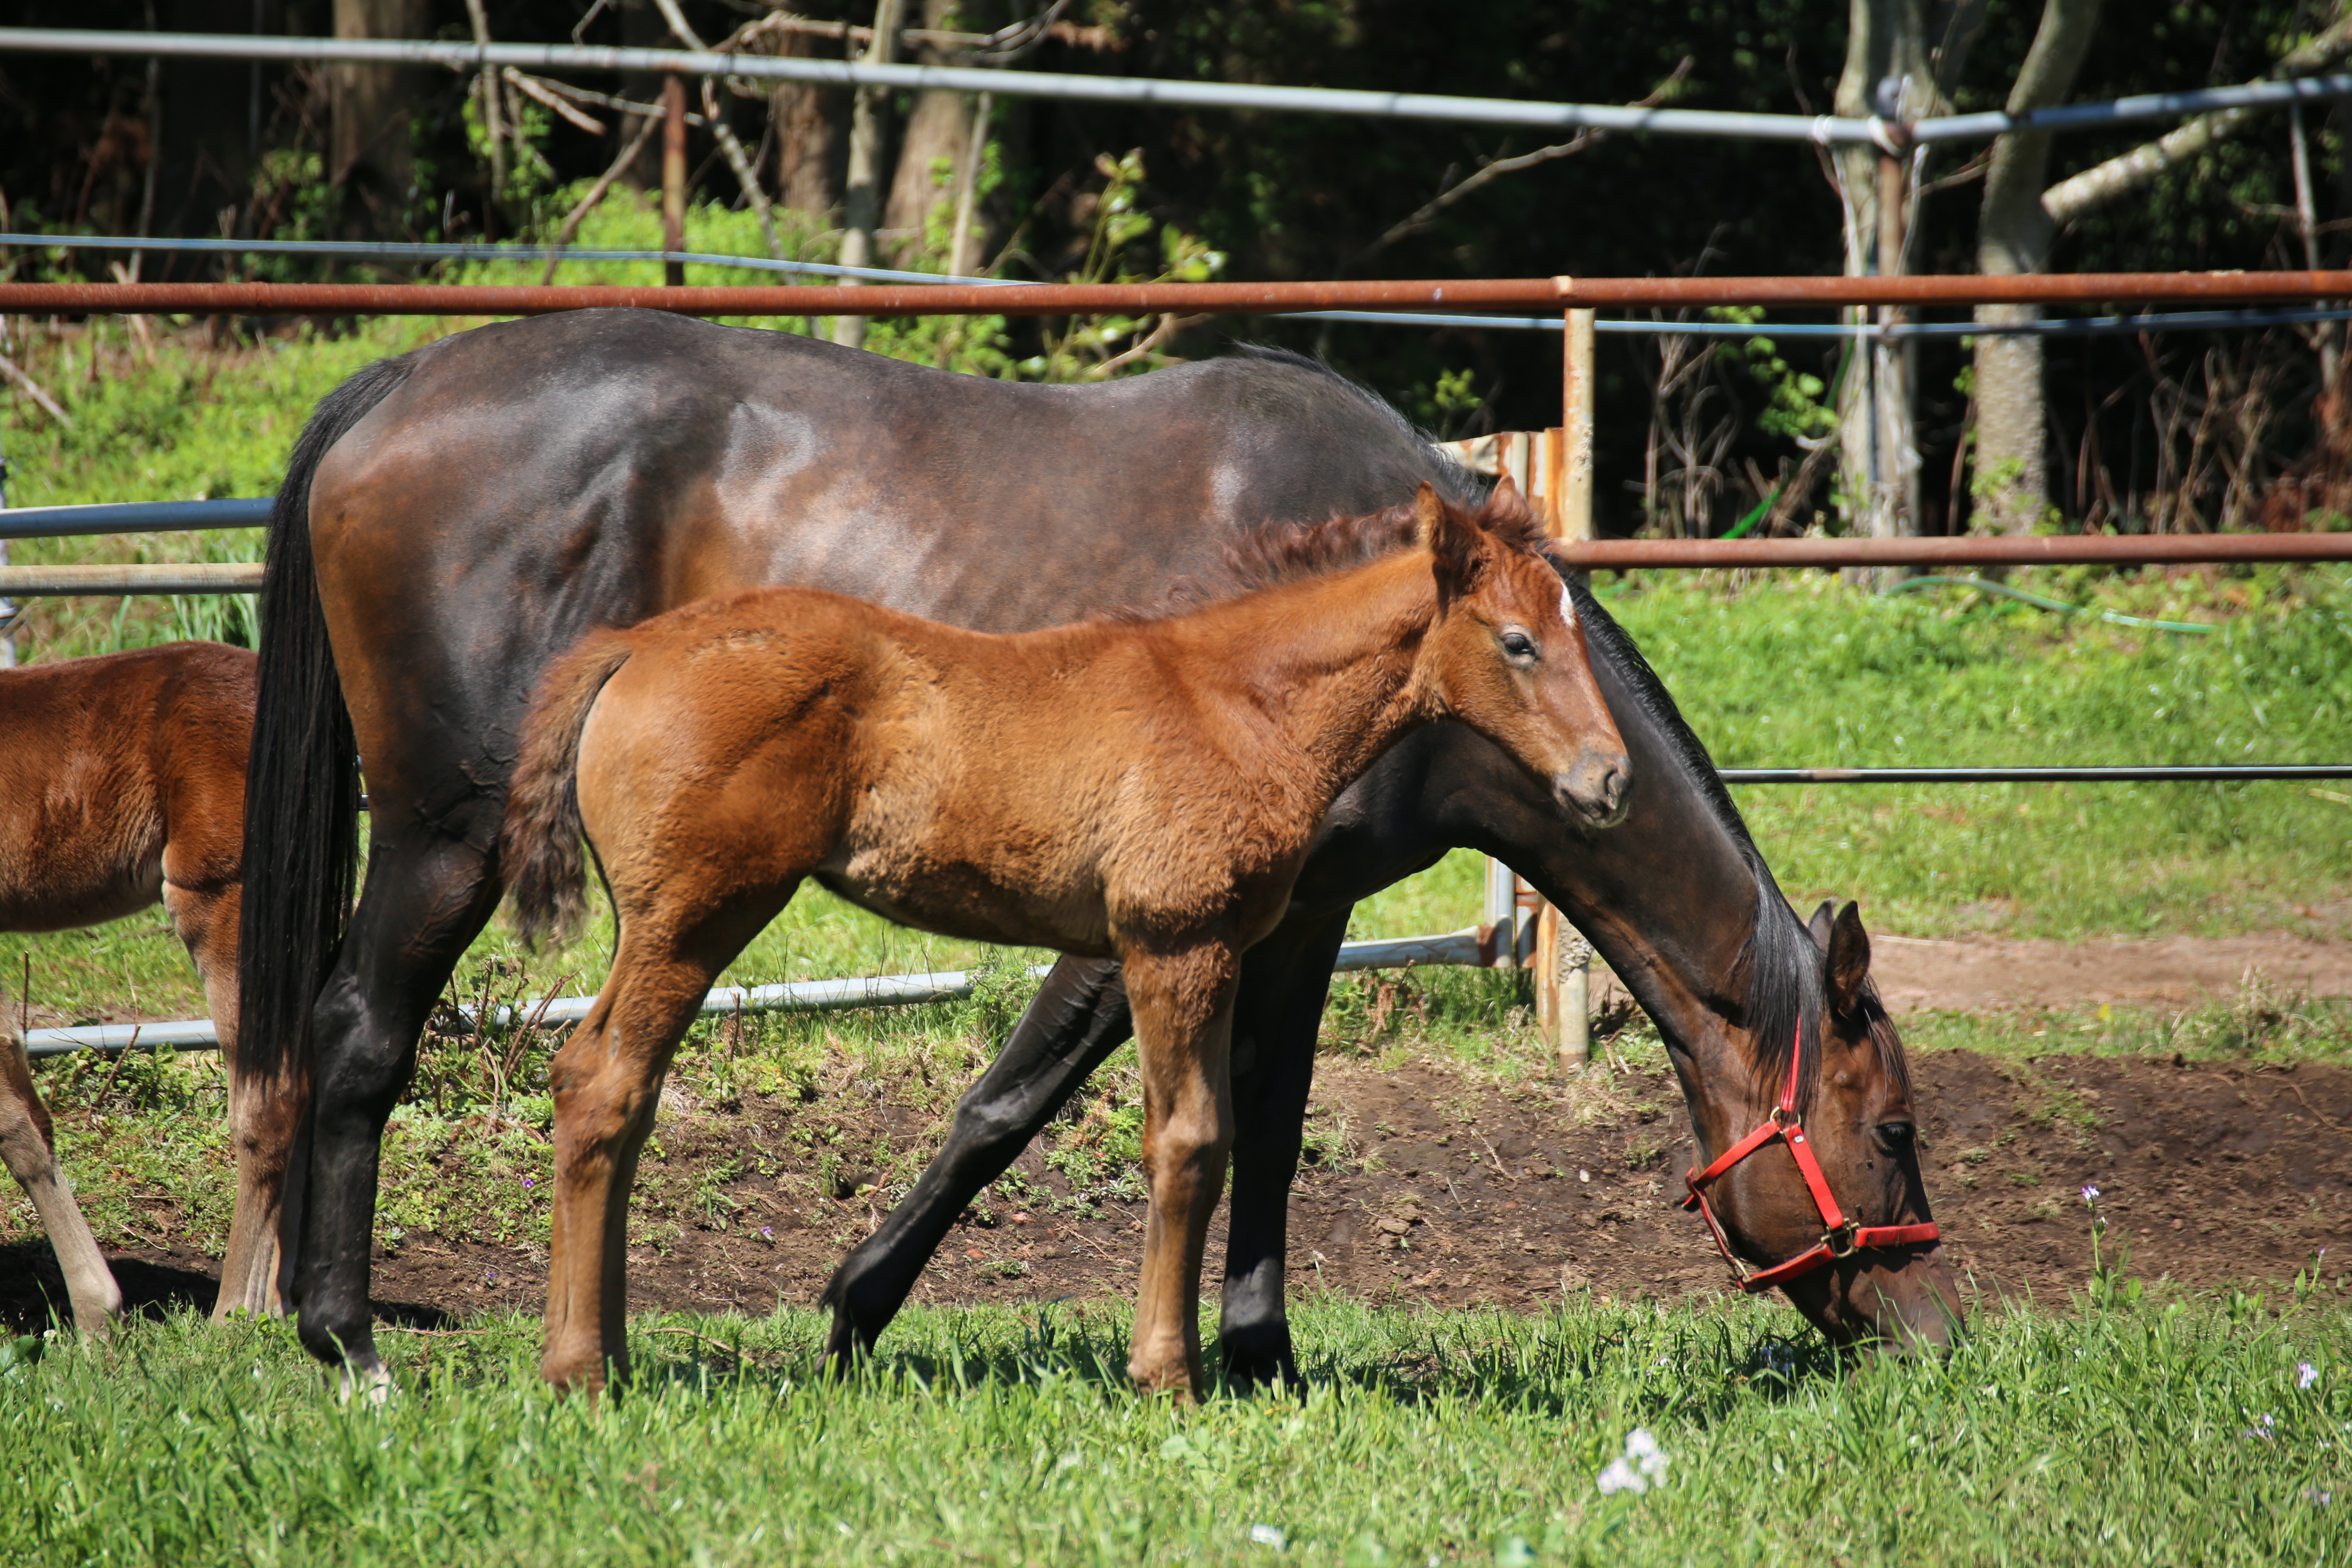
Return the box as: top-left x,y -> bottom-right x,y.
1232,344 -> 1483,503
1572,586 -> 1911,1109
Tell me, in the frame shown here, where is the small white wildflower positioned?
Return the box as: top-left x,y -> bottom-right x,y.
1248,1523 -> 1286,1550
2080,1185 -> 2100,1204
2299,1363 -> 2321,1390
1596,1456 -> 1646,1496
1600,1428 -> 1670,1494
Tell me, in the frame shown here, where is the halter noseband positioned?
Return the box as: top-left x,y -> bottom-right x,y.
1680,1023 -> 1940,1293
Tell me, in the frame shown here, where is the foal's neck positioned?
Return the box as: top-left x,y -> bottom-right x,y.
1169,550 -> 1442,800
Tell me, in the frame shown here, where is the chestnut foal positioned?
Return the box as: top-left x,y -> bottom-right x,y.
503,485 -> 1630,1398
0,642 -> 286,1334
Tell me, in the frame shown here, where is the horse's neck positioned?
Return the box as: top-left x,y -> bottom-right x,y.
1164,552 -> 1437,803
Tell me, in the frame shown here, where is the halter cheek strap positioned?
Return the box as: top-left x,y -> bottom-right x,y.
1679,1023 -> 1940,1294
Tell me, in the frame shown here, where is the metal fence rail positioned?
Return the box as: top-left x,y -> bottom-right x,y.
16,235 -> 2352,341
23,929 -> 1487,1056
16,270 -> 2352,320
1717,766 -> 2352,784
2,502 -> 2345,597
5,27 -> 2349,150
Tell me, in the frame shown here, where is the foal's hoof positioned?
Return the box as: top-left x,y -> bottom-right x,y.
1127,1360 -> 1206,1405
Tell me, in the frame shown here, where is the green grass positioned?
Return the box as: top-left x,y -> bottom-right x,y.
3,1292 -> 2344,1566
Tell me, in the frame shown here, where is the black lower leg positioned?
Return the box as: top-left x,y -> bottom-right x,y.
820,957 -> 1133,1363
1217,913 -> 1349,1389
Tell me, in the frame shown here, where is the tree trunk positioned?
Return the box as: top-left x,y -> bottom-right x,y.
884,0 -> 969,259
774,23 -> 848,217
833,0 -> 907,349
1970,0 -> 2102,535
1832,0 -> 1936,546
330,0 -> 432,234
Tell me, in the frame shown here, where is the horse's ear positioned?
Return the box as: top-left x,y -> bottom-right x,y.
1805,900 -> 1835,951
1826,900 -> 1872,1016
1488,473 -> 1522,517
1413,482 -> 1484,602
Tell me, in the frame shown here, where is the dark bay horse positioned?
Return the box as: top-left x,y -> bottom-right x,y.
240,308 -> 1952,1392
501,490 -> 1628,1396
0,642 -> 284,1334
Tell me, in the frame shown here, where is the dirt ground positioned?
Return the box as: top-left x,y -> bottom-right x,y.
7,931 -> 2350,1336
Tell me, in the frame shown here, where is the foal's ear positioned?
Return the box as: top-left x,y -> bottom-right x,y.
1413,482 -> 1485,602
1825,900 -> 1873,1017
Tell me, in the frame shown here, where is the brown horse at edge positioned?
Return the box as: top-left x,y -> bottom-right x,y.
0,642 -> 288,1334
502,485 -> 1630,1398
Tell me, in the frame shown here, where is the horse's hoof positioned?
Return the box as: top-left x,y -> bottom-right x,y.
336,1358 -> 395,1407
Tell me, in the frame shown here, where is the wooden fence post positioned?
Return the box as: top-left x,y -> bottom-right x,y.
1545,308 -> 1599,1070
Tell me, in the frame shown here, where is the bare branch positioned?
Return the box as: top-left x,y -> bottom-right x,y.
1355,56 -> 1693,264
540,115 -> 660,283
0,353 -> 71,427
649,0 -> 784,259
504,69 -> 606,136
2045,11 -> 2352,226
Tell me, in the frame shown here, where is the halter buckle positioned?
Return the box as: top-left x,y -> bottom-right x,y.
1822,1220 -> 1861,1259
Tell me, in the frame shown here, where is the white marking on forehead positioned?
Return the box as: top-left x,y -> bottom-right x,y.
1558,581 -> 1578,628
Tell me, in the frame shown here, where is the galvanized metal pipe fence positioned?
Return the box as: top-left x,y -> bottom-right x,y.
6,268 -> 2352,1056
5,27 -> 2350,149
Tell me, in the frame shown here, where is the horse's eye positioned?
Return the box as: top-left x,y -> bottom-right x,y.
1500,629 -> 1537,660
1873,1120 -> 1916,1152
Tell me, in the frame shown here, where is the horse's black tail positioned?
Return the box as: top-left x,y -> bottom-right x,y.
234,354 -> 415,1090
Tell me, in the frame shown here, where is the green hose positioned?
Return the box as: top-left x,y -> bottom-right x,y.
1886,574 -> 2213,634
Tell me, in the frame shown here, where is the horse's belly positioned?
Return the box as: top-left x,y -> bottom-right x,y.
814,842 -> 1112,958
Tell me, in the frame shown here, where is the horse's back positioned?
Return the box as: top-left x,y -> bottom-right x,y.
0,642 -> 255,931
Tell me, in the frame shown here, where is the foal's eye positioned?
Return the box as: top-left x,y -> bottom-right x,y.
1499,629 -> 1537,660
1873,1120 -> 1916,1153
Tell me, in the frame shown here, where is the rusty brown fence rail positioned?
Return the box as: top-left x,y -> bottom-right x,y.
14,271 -> 2352,318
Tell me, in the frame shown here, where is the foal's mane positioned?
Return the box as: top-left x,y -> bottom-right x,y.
1127,485 -> 1550,622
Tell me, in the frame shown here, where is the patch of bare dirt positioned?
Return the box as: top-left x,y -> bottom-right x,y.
9,1050 -> 2347,1337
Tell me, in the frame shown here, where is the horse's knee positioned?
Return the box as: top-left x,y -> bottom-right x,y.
307,989 -> 421,1122
948,1081 -> 1047,1160
1147,1100 -> 1234,1195
550,1043 -> 660,1158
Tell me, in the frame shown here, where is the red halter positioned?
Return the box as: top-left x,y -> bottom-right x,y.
1680,1023 -> 1940,1293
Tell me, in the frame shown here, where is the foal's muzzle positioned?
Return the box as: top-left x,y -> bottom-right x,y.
1555,755 -> 1631,827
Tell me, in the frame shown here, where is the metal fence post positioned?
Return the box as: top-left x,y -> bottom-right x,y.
0,423 -> 14,667
661,74 -> 687,287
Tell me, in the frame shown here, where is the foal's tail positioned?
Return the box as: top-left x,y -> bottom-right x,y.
236,354 -> 414,1090
503,632 -> 637,950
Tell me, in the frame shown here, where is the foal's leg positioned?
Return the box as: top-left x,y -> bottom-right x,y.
0,1024 -> 123,1336
166,878 -> 283,1320
1121,945 -> 1241,1401
820,956 -> 1134,1368
543,886 -> 798,1394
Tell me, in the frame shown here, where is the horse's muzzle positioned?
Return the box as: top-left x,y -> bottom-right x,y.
1555,756 -> 1631,828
